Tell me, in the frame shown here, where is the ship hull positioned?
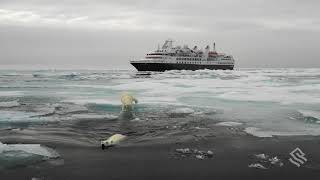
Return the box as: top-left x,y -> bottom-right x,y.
131,63 -> 234,71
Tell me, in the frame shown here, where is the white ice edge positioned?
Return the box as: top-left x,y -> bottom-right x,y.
216,121 -> 243,127
298,110 -> 320,120
169,107 -> 195,114
71,114 -> 118,119
0,100 -> 20,108
244,127 -> 273,137
0,142 -> 60,158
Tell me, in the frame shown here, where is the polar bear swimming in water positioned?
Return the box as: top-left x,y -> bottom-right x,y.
121,93 -> 138,112
119,93 -> 138,120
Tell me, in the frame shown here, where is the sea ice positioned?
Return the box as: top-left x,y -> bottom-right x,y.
195,155 -> 205,160
0,100 -> 20,108
255,153 -> 268,160
248,163 -> 267,169
244,127 -> 273,138
216,121 -> 242,127
170,108 -> 194,114
299,110 -> 320,120
0,142 -> 59,158
175,148 -> 214,159
71,114 -> 117,119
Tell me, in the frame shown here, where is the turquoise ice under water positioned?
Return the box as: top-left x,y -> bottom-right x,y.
0,68 -> 319,138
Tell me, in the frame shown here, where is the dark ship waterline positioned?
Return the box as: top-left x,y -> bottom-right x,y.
130,39 -> 235,72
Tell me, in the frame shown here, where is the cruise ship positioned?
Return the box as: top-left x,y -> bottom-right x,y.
130,39 -> 235,71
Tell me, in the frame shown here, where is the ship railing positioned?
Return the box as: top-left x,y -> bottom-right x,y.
130,59 -> 168,63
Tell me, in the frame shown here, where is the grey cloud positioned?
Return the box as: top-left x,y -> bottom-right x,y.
0,0 -> 319,68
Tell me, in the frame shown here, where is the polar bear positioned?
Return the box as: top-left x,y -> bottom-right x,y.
121,93 -> 138,112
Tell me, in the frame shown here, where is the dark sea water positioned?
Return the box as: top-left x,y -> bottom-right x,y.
0,68 -> 319,165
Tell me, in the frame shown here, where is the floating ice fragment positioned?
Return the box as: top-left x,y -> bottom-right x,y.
71,114 -> 117,119
0,101 -> 20,108
175,148 -> 214,159
248,163 -> 267,169
252,153 -> 284,168
255,153 -> 268,160
131,117 -> 142,122
244,127 -> 273,137
298,110 -> 320,120
0,142 -> 59,158
175,148 -> 191,154
194,127 -> 209,130
207,150 -> 214,157
196,155 -> 205,160
31,177 -> 43,180
269,156 -> 284,167
170,108 -> 194,114
216,121 -> 242,127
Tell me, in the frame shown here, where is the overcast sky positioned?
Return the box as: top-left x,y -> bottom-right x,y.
0,0 -> 319,69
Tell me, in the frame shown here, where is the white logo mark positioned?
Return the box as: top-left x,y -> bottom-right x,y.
289,147 -> 307,167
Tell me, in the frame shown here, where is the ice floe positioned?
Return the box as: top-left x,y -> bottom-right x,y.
0,111 -> 46,123
0,91 -> 24,97
175,148 -> 213,159
0,142 -> 59,158
299,110 -> 320,121
169,108 -> 194,114
0,100 -> 20,108
71,114 -> 118,120
0,142 -> 60,168
216,121 -> 242,127
248,163 -> 267,169
244,127 -> 273,138
249,153 -> 284,169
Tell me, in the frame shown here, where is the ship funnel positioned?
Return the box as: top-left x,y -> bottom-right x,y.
213,42 -> 216,52
203,45 -> 210,59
